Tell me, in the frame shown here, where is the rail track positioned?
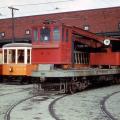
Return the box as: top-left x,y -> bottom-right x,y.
3,85 -> 120,120
4,91 -> 61,120
100,91 -> 120,120
49,87 -> 120,120
49,94 -> 68,120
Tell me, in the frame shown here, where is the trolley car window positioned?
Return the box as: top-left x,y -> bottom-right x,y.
18,50 -> 24,63
40,27 -> 50,41
0,52 -> 2,64
27,49 -> 30,63
33,29 -> 38,41
53,27 -> 60,41
8,50 -> 15,63
4,49 -> 7,63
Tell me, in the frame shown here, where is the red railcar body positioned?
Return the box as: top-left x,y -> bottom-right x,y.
90,50 -> 120,66
32,43 -> 71,64
32,21 -> 105,66
31,20 -> 120,93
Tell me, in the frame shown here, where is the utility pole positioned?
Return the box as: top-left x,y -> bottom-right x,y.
8,7 -> 19,43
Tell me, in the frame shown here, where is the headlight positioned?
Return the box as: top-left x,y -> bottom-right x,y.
103,39 -> 110,46
9,67 -> 13,72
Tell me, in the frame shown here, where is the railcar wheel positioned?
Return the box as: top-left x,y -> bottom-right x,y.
20,77 -> 25,85
82,80 -> 89,89
78,82 -> 83,91
0,76 -> 3,83
20,76 -> 28,85
69,83 -> 77,94
118,79 -> 120,84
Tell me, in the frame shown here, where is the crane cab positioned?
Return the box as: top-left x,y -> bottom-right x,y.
32,20 -> 90,69
32,21 -> 70,65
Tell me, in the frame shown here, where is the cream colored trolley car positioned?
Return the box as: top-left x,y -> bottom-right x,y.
0,48 -> 2,82
2,43 -> 36,83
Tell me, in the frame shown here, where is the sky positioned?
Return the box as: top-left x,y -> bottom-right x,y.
0,0 -> 120,19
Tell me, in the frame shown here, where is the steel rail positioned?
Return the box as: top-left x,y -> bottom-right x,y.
100,91 -> 120,120
49,94 -> 68,120
4,91 -> 58,120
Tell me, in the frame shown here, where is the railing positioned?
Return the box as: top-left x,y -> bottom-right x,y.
74,51 -> 89,64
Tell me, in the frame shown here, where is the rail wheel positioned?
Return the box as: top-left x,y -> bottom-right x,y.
78,82 -> 83,91
69,83 -> 78,94
82,80 -> 89,89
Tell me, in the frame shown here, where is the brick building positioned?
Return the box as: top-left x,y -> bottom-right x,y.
0,6 -> 120,46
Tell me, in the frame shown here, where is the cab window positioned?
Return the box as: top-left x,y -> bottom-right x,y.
33,29 -> 38,41
40,27 -> 50,41
53,27 -> 60,41
62,27 -> 64,41
66,29 -> 69,42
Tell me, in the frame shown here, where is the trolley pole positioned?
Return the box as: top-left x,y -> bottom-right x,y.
8,7 -> 19,43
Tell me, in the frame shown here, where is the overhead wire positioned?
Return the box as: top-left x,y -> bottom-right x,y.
0,0 -> 75,17
16,8 -> 59,17
0,0 -> 74,18
12,0 -> 74,6
0,0 -> 74,9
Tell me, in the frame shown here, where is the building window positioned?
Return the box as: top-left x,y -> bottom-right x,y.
25,29 -> 30,35
0,32 -> 5,37
83,25 -> 89,31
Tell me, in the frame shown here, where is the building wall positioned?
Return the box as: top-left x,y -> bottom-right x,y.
0,6 -> 120,43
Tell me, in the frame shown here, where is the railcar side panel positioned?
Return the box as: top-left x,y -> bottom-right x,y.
90,52 -> 120,66
32,48 -> 61,64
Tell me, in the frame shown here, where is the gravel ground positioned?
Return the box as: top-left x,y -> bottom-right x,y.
0,84 -> 120,120
0,84 -> 33,120
54,85 -> 120,120
10,95 -> 61,120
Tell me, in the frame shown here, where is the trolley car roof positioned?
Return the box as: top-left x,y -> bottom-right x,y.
3,43 -> 32,48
